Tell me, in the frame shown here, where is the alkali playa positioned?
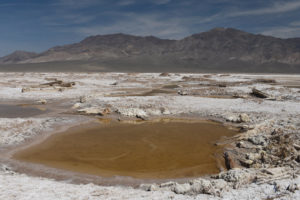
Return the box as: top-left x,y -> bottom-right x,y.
0,72 -> 299,200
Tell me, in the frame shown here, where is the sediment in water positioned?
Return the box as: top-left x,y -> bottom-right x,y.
14,119 -> 238,179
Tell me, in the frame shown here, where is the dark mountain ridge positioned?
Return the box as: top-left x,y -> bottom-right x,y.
1,28 -> 300,73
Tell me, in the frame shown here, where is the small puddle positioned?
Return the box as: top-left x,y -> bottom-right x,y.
0,104 -> 46,118
139,89 -> 175,96
162,84 -> 179,89
107,88 -> 175,97
14,120 -> 238,179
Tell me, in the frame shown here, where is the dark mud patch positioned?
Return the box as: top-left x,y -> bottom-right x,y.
112,88 -> 176,97
139,89 -> 175,96
162,84 -> 179,89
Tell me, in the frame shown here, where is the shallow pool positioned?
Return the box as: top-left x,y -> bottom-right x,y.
14,120 -> 237,179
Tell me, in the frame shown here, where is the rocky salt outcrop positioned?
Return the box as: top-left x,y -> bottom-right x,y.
225,113 -> 250,123
78,107 -> 104,115
116,108 -> 148,118
77,107 -> 111,116
116,107 -> 171,118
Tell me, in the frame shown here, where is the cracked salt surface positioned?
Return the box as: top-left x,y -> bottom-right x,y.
0,117 -> 78,146
1,166 -> 299,200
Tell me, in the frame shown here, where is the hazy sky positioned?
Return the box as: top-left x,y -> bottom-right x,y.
1,0 -> 300,56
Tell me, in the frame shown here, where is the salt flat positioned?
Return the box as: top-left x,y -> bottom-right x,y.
0,72 -> 299,200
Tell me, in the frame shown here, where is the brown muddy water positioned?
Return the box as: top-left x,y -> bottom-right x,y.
14,120 -> 238,179
0,104 -> 46,118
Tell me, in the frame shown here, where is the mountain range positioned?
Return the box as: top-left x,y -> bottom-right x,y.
1,28 -> 300,73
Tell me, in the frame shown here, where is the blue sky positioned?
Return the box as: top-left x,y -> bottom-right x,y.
1,0 -> 300,56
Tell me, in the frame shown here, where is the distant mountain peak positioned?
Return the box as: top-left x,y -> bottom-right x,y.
209,27 -> 227,32
0,50 -> 37,64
